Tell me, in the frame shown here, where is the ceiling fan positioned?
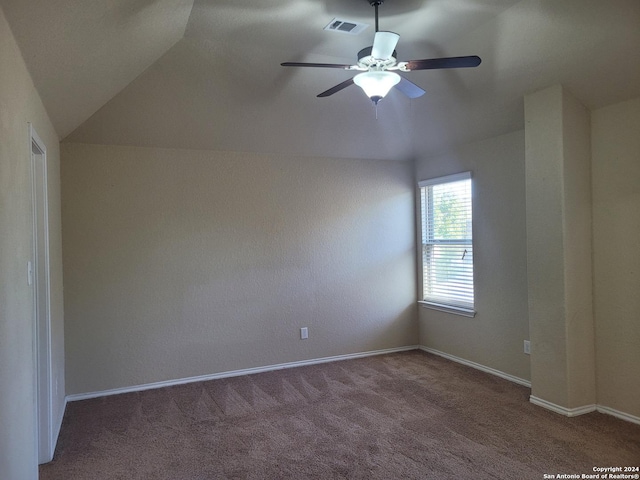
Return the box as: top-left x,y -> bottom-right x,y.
281,0 -> 481,105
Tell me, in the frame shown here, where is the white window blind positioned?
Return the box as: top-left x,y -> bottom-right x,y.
419,172 -> 474,312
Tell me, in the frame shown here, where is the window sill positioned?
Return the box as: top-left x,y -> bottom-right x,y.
418,301 -> 476,318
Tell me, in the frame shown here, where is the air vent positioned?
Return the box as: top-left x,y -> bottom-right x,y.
324,18 -> 369,35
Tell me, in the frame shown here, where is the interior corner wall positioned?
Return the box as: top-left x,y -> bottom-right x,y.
61,143 -> 418,396
524,85 -> 568,407
415,130 -> 530,383
525,84 -> 596,411
561,89 -> 596,409
0,5 -> 64,478
591,96 -> 640,419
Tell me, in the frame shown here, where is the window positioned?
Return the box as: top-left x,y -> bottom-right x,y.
418,172 -> 475,316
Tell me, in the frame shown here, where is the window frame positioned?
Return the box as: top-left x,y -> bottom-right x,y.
418,171 -> 476,317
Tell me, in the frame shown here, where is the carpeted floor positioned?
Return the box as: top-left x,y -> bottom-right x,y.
40,350 -> 640,479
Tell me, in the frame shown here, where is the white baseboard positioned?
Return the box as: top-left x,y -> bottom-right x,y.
529,396 -> 597,417
64,345 -> 640,427
66,345 -> 420,402
529,397 -> 640,425
418,346 -> 532,387
596,405 -> 640,425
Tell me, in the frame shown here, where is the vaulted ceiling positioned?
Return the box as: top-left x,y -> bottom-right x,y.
3,0 -> 640,160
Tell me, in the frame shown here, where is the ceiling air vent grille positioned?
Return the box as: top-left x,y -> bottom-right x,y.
324,18 -> 369,35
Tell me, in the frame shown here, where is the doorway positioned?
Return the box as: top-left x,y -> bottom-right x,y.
30,124 -> 54,464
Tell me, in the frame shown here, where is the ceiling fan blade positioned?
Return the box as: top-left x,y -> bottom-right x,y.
394,77 -> 426,99
403,55 -> 481,71
317,78 -> 355,97
281,62 -> 353,69
371,31 -> 400,60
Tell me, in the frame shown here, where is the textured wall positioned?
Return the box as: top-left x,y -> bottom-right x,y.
524,85 -> 596,409
415,130 -> 530,382
561,89 -> 596,409
524,85 -> 568,406
0,5 -> 64,477
592,96 -> 640,418
61,144 -> 418,395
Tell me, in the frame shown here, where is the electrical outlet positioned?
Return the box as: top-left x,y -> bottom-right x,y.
524,340 -> 531,355
300,327 -> 309,340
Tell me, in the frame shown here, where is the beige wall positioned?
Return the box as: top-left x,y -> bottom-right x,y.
415,130 -> 531,382
61,143 -> 418,395
0,5 -> 64,478
592,96 -> 640,418
561,89 -> 596,409
524,85 -> 596,409
524,85 -> 568,405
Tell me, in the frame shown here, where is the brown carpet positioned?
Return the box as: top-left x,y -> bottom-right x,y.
40,351 -> 640,479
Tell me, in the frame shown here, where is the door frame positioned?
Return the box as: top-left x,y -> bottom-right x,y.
29,123 -> 54,464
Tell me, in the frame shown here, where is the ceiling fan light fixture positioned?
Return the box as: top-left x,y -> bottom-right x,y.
353,71 -> 400,104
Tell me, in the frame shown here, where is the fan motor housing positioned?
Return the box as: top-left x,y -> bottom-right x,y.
357,46 -> 397,69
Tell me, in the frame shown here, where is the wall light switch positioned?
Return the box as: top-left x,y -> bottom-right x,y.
300,327 -> 309,340
524,340 -> 531,355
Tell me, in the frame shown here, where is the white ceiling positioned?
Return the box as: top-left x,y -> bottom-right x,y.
3,0 -> 640,160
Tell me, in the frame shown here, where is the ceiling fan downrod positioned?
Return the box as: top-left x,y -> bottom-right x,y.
369,0 -> 383,32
